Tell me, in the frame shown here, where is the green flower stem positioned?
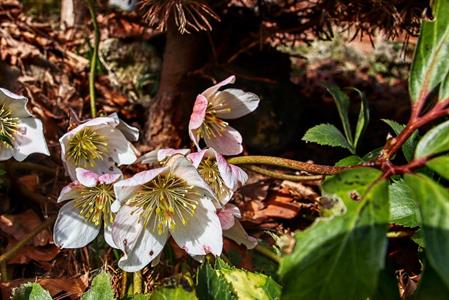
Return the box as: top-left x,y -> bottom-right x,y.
243,165 -> 323,181
0,260 -> 8,281
254,245 -> 281,264
120,271 -> 128,299
228,156 -> 347,175
87,0 -> 100,118
133,271 -> 142,294
0,216 -> 55,264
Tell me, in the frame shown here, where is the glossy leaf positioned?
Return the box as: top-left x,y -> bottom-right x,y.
389,179 -> 418,228
324,83 -> 353,145
413,262 -> 449,300
302,124 -> 353,153
196,260 -> 236,300
426,155 -> 449,180
351,88 -> 370,150
335,155 -> 364,167
405,174 -> 449,289
279,180 -> 389,300
82,272 -> 116,300
409,0 -> 449,102
12,283 -> 52,300
382,119 -> 418,161
415,119 -> 449,158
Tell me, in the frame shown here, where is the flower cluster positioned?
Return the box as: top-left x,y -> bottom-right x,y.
53,76 -> 259,271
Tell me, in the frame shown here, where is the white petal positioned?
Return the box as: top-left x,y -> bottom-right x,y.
139,148 -> 191,165
0,88 -> 32,118
75,168 -> 99,187
115,114 -> 140,142
204,125 -> 243,156
13,118 -> 50,161
201,76 -> 236,99
53,201 -> 100,248
171,197 -> 223,256
0,147 -> 13,161
224,220 -> 257,249
104,223 -> 119,249
212,89 -> 260,119
98,127 -> 137,166
57,182 -> 81,203
186,149 -> 208,168
113,206 -> 168,272
113,168 -> 167,204
98,172 -> 122,185
216,151 -> 248,191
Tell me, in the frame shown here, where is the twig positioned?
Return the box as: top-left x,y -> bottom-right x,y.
0,216 -> 55,263
87,0 -> 100,118
244,165 -> 323,181
254,245 -> 281,264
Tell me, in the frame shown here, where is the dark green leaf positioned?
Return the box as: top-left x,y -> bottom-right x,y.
426,155 -> 449,180
405,174 -> 449,289
12,283 -> 52,300
302,124 -> 353,153
351,88 -> 370,150
279,180 -> 389,300
389,179 -> 418,227
413,262 -> 449,300
324,83 -> 353,145
82,272 -> 116,300
415,119 -> 449,158
382,119 -> 419,161
335,155 -> 364,167
196,260 -> 236,300
371,268 -> 400,300
409,0 -> 449,102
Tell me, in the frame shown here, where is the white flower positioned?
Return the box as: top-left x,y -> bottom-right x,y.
188,148 -> 248,205
112,155 -> 222,272
138,148 -> 191,166
188,75 -> 260,155
0,88 -> 49,161
59,113 -> 139,180
217,204 -> 257,249
53,168 -> 122,249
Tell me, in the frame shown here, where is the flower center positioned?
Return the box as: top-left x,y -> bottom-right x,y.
199,101 -> 231,139
128,174 -> 199,234
198,157 -> 226,202
74,184 -> 115,226
0,104 -> 19,148
67,128 -> 107,167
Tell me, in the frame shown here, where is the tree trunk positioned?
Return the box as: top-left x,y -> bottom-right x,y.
145,16 -> 207,148
60,0 -> 85,29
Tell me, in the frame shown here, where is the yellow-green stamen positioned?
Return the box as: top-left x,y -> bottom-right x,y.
74,184 -> 115,226
199,100 -> 232,139
0,104 -> 19,148
128,174 -> 199,235
67,127 -> 107,167
198,157 -> 226,202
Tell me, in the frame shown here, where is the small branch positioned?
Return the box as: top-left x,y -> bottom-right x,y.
87,0 -> 100,118
243,165 -> 323,181
228,156 -> 348,175
133,271 -> 142,294
254,245 -> 281,264
0,216 -> 55,263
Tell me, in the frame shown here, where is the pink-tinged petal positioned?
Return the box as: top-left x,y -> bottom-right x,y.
189,95 -> 208,130
75,168 -> 99,187
212,89 -> 260,119
12,118 -> 50,161
158,148 -> 190,161
167,155 -> 215,199
224,220 -> 257,249
171,197 -> 223,256
97,127 -> 137,166
217,209 -> 235,230
113,167 -> 167,204
215,151 -> 248,191
188,127 -> 201,151
104,223 -> 119,249
53,201 -> 100,248
109,112 -> 140,142
187,149 -> 208,168
201,76 -> 236,99
0,88 -> 32,118
204,125 -> 243,156
113,205 -> 168,272
98,172 -> 122,185
57,182 -> 81,203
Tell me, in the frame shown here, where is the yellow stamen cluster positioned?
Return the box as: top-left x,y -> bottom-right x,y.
0,104 -> 19,148
67,128 -> 107,167
128,174 -> 199,235
198,157 -> 226,202
74,184 -> 115,226
199,99 -> 232,139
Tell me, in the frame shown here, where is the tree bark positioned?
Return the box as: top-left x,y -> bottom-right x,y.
60,0 -> 85,29
145,16 -> 207,148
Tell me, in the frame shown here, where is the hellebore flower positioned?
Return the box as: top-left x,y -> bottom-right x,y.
218,204 -> 257,249
112,155 -> 222,272
53,168 -> 122,248
138,148 -> 191,166
188,76 -> 260,155
59,113 -> 139,180
0,88 -> 49,161
188,148 -> 248,205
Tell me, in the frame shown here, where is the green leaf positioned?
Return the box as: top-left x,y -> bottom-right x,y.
12,283 -> 52,300
409,0 -> 449,102
350,88 -> 370,150
389,179 -> 418,227
279,180 -> 389,300
324,83 -> 353,145
413,262 -> 449,300
371,268 -> 400,300
322,167 -> 382,210
426,155 -> 449,180
302,124 -> 353,153
82,272 -> 116,300
335,155 -> 364,167
382,119 -> 418,161
415,119 -> 449,158
405,174 -> 449,289
196,260 -> 236,300
149,287 -> 197,300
